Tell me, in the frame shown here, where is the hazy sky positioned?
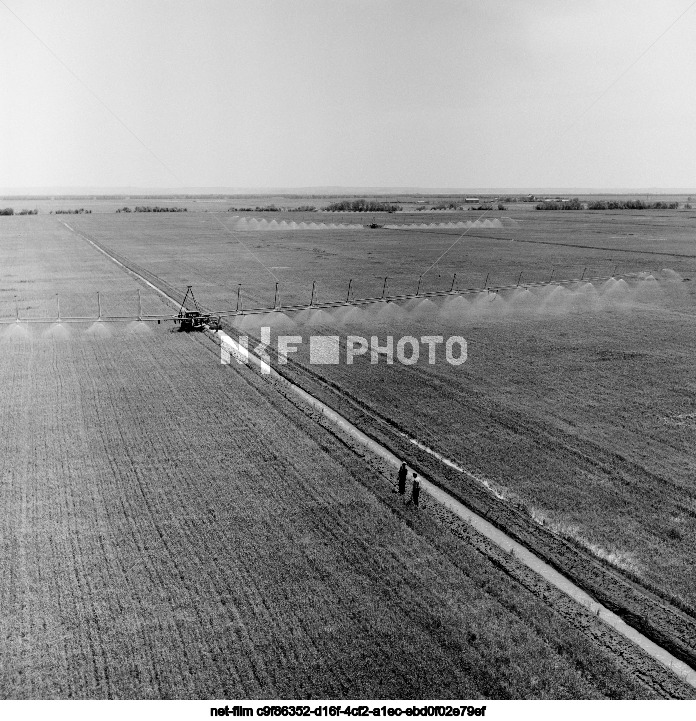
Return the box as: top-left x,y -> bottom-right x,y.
1,0 -> 694,189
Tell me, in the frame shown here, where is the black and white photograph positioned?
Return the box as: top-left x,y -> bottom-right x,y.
1,0 -> 696,711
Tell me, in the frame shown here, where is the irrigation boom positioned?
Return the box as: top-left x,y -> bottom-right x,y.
0,271 -> 644,325
210,271 -> 642,318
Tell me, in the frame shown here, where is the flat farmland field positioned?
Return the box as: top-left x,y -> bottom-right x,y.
66,209 -> 696,613
0,216 -> 171,320
5,216 -> 688,699
68,208 -> 696,309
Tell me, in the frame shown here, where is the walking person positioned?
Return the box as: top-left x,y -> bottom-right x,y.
411,472 -> 421,508
397,462 -> 407,495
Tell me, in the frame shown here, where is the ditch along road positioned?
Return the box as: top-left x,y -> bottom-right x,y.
65,221 -> 696,694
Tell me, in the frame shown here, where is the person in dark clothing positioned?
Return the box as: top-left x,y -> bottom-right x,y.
411,473 -> 421,507
397,462 -> 407,495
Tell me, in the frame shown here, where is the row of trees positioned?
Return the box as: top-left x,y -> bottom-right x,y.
429,201 -> 462,210
536,199 -> 680,210
228,204 -> 283,212
0,208 -> 39,215
51,208 -> 91,214
116,206 -> 188,213
535,199 -> 584,210
473,203 -> 507,211
324,199 -> 402,212
587,199 -> 679,210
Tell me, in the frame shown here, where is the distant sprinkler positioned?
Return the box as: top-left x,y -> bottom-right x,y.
416,275 -> 422,295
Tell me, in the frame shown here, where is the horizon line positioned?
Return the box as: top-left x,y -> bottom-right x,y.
1,185 -> 695,197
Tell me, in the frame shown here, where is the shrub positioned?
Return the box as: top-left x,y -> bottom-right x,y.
0,207 -> 14,216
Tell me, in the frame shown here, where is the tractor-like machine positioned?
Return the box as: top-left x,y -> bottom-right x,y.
174,286 -> 220,332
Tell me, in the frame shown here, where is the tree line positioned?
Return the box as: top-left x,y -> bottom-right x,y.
536,199 -> 680,210
324,199 -> 402,212
0,208 -> 38,215
116,206 -> 188,213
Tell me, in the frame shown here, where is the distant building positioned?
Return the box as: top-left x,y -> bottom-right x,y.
464,197 -> 480,203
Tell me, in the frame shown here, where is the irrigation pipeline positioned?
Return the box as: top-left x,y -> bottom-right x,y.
211,272 -> 639,318
60,220 -> 696,689
0,269 -> 642,324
